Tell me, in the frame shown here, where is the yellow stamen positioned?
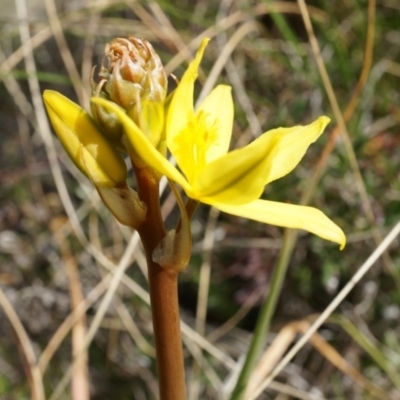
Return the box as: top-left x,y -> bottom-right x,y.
173,110 -> 219,183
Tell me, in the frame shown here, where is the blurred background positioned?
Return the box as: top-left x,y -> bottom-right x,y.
1,0 -> 400,399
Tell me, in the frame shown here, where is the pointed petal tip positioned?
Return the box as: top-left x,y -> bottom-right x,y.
42,89 -> 54,100
329,226 -> 346,250
338,232 -> 346,250
311,215 -> 346,250
199,37 -> 210,49
43,90 -> 64,107
318,115 -> 331,130
43,90 -> 57,111
43,90 -> 81,122
192,37 -> 210,70
42,89 -> 50,101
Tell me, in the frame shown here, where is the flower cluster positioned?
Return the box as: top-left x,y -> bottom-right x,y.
43,36 -> 345,263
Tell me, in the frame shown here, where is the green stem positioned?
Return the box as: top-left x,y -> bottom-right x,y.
230,229 -> 296,400
264,0 -> 300,52
136,167 -> 187,400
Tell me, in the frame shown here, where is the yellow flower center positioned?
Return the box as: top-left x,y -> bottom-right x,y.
174,110 -> 219,183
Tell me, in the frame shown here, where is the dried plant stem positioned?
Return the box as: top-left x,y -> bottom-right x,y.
51,219 -> 89,400
0,287 -> 45,400
39,274 -> 111,373
136,166 -> 186,400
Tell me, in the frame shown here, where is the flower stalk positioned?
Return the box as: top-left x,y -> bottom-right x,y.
135,166 -> 187,400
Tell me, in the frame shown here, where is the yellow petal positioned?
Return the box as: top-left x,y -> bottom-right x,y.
196,85 -> 234,163
262,116 -> 330,185
43,90 -> 127,186
193,127 -> 279,204
192,117 -> 330,205
212,199 -> 346,249
127,99 -> 165,146
78,143 -> 117,187
166,38 -> 209,157
91,97 -> 191,193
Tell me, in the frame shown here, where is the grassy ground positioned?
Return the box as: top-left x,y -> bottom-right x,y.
1,0 -> 400,399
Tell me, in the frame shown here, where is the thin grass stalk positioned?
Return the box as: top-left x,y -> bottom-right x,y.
262,0 -> 300,54
330,315 -> 400,390
230,229 -> 296,400
57,236 -> 89,400
38,275 -> 111,373
0,287 -> 45,400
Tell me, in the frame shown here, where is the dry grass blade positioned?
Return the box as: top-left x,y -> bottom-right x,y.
51,217 -> 89,400
196,21 -> 257,105
114,299 -> 156,357
300,0 -> 376,207
43,0 -> 86,106
38,274 -> 112,373
0,287 -> 45,400
266,381 -> 327,400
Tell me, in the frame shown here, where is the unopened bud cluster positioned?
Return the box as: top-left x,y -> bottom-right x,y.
91,36 -> 168,146
43,35 -> 170,230
99,36 -> 167,108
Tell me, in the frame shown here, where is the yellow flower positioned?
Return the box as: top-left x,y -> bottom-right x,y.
92,39 -> 345,249
43,90 -> 147,229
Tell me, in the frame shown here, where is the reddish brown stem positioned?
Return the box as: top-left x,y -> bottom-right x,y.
136,166 -> 186,400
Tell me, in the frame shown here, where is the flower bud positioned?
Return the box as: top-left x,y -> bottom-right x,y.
92,36 -> 167,111
90,73 -> 123,143
126,99 -> 164,146
43,90 -> 127,187
44,90 -> 148,230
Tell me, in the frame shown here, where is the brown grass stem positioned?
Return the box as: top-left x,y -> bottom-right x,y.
0,287 -> 45,400
51,218 -> 90,400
